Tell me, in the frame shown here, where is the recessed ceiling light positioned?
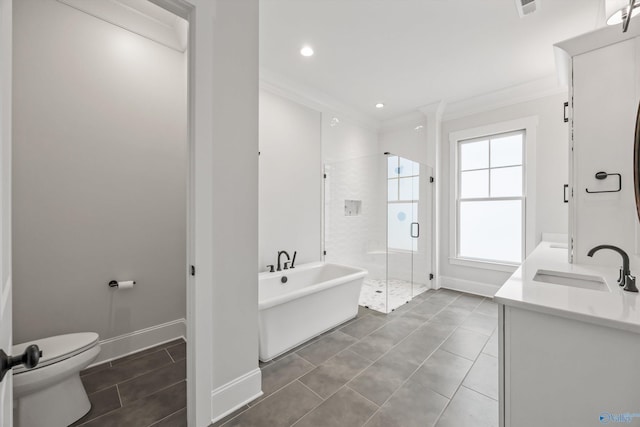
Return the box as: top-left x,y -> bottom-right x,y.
300,46 -> 314,57
414,125 -> 424,131
330,117 -> 340,127
375,103 -> 385,109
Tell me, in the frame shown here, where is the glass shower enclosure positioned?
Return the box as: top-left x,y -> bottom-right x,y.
323,153 -> 432,313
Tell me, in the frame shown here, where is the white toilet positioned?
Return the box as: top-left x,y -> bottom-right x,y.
13,332 -> 101,427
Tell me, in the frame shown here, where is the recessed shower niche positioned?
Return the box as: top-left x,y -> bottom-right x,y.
324,153 -> 433,313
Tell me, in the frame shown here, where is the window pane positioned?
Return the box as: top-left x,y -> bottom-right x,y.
388,179 -> 398,201
388,203 -> 415,251
460,170 -> 489,199
387,156 -> 399,177
398,157 -> 418,177
459,200 -> 522,263
491,166 -> 522,197
460,140 -> 488,171
399,176 -> 419,200
491,134 -> 522,167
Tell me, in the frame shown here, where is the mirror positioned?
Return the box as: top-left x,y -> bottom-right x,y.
635,101 -> 640,223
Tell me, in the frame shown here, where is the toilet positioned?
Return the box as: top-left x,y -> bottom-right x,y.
13,333 -> 101,427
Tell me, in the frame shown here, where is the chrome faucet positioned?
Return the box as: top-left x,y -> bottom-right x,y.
587,245 -> 638,292
277,250 -> 290,272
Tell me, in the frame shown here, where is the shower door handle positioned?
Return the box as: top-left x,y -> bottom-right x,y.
410,222 -> 420,238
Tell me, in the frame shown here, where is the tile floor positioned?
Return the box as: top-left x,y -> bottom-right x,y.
215,288 -> 499,427
359,278 -> 430,313
73,339 -> 187,427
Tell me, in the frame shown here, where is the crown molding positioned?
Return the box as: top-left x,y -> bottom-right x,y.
259,68 -> 380,131
441,75 -> 567,121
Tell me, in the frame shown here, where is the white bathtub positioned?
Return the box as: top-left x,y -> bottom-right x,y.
258,262 -> 367,361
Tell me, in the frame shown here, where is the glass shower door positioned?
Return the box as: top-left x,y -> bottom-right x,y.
386,155 -> 431,311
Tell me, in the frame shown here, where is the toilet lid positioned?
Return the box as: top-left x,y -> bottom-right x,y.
12,333 -> 99,374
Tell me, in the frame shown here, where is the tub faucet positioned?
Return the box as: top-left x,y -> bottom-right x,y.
587,245 -> 638,292
277,251 -> 290,271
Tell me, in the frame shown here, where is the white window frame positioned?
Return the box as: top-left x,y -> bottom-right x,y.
449,116 -> 538,272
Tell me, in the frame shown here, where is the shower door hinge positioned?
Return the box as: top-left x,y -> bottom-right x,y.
430,177 -> 434,183
429,273 -> 434,280
323,250 -> 327,256
190,265 -> 195,276
324,173 -> 327,179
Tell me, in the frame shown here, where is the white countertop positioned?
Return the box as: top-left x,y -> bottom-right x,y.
494,241 -> 640,334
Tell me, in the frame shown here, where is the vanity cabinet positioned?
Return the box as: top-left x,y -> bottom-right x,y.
499,304 -> 640,427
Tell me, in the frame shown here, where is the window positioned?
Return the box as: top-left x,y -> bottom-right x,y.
387,155 -> 419,251
456,130 -> 525,265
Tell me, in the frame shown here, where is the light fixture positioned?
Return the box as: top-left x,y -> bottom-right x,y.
375,103 -> 385,109
330,117 -> 340,127
414,125 -> 424,131
606,0 -> 640,29
300,46 -> 314,57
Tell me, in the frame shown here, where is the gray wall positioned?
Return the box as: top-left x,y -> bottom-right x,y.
259,90 -> 322,270
13,0 -> 187,343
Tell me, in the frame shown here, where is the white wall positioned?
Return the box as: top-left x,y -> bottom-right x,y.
379,116 -> 429,166
259,90 -> 322,270
439,93 -> 569,289
12,0 -> 186,343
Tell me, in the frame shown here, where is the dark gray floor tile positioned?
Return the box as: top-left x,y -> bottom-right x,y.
340,315 -> 387,339
413,350 -> 473,399
449,294 -> 484,311
81,362 -> 112,378
82,349 -> 174,394
435,386 -> 498,427
430,306 -> 473,327
167,342 -> 186,362
384,328 -> 442,367
462,353 -> 498,400
482,331 -> 498,358
296,330 -> 358,366
348,333 -> 396,362
210,405 -> 249,427
399,310 -> 432,324
257,353 -> 315,403
427,291 -> 460,306
225,381 -> 321,427
460,312 -> 498,336
474,299 -> 499,318
348,349 -> 419,406
410,299 -> 446,317
70,386 -> 121,426
119,359 -> 186,405
110,343 -> 174,367
151,408 -> 187,427
295,387 -> 378,427
299,350 -> 371,398
365,373 -> 449,427
81,381 -> 186,427
440,328 -> 490,361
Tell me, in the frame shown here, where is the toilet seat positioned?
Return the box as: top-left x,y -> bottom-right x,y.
13,332 -> 99,374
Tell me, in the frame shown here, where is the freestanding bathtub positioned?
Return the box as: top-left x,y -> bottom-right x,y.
258,262 -> 367,361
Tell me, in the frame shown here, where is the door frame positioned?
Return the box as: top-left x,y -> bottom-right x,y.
149,1 -> 214,425
0,0 -> 12,424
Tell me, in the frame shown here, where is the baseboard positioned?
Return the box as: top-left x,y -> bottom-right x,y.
91,318 -> 186,365
439,276 -> 501,298
211,368 -> 263,423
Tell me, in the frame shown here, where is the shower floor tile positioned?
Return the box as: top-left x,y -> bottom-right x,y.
359,278 -> 430,313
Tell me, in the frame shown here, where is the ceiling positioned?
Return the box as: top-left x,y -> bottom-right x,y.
260,0 -> 605,121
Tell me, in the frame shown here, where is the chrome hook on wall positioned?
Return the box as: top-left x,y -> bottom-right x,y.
585,171 -> 622,193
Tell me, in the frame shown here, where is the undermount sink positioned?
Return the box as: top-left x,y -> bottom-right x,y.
533,269 -> 609,292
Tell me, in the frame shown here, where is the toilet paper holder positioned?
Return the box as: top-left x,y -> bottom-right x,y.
108,280 -> 136,288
